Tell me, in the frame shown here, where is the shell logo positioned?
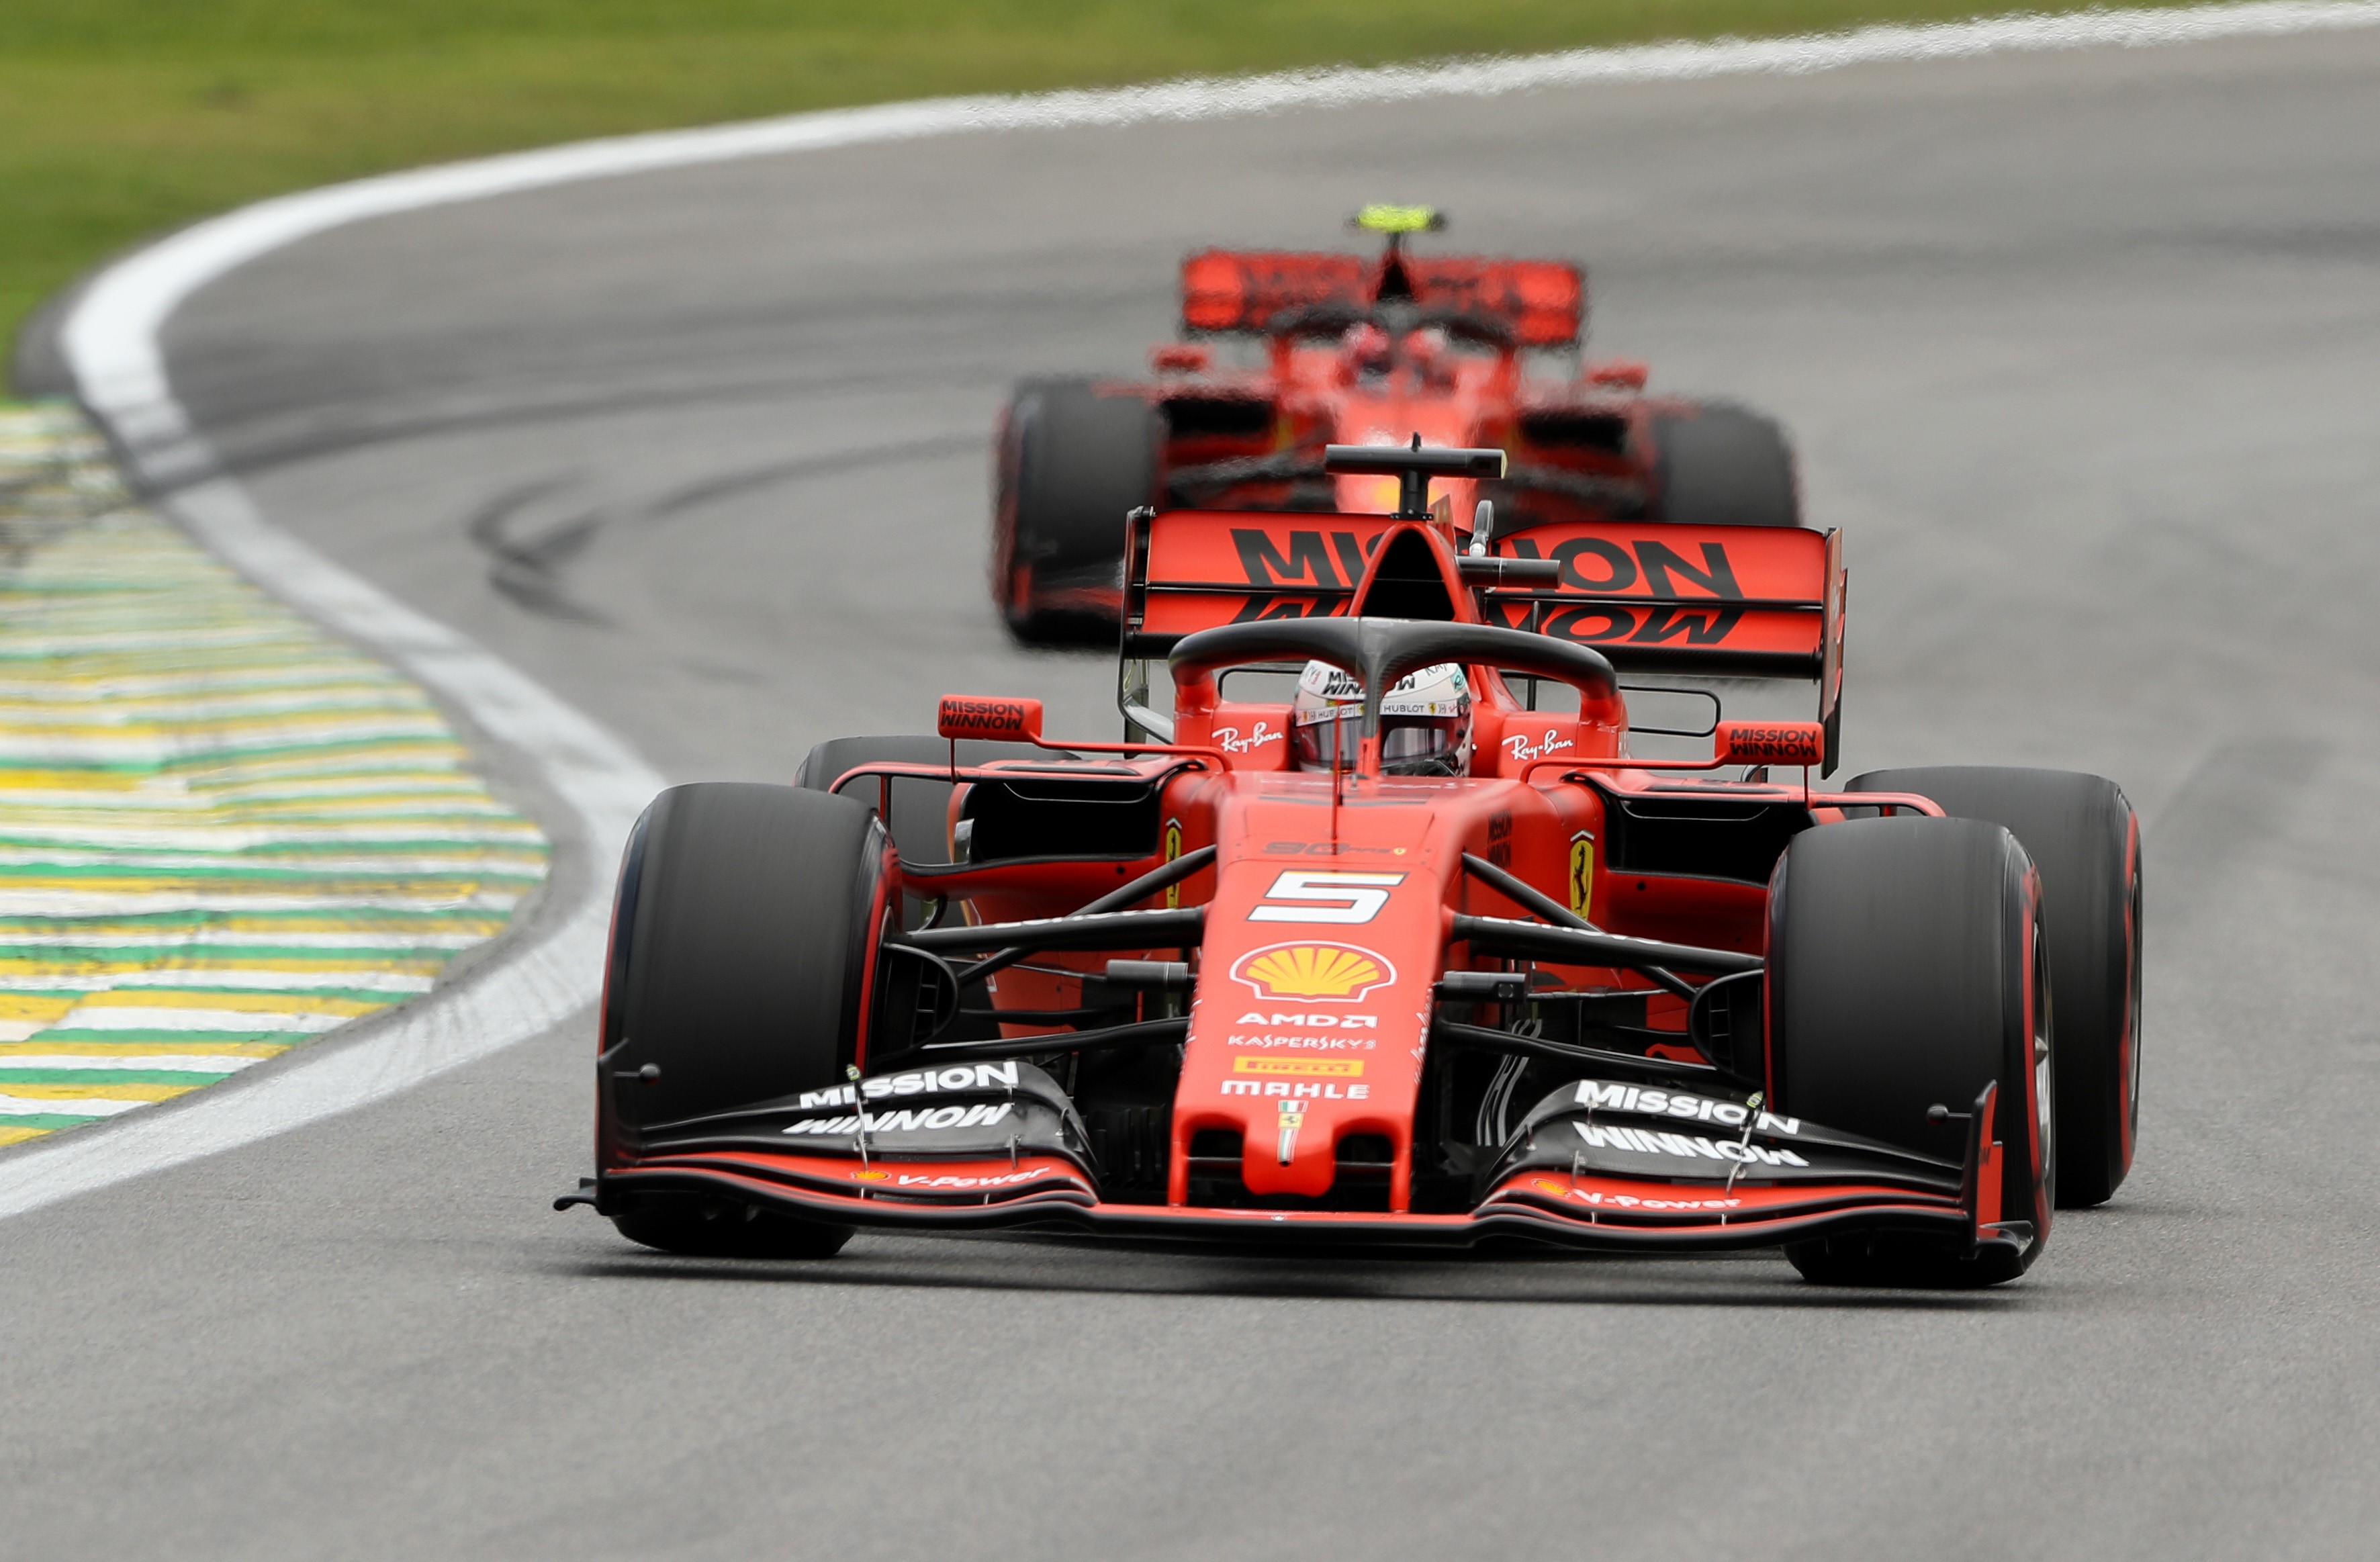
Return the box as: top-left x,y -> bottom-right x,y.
1230,942 -> 1397,1003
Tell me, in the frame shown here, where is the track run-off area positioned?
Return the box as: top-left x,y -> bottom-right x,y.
6,7 -> 2380,1557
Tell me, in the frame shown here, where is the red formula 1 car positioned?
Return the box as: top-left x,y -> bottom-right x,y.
991,205 -> 1801,643
565,445 -> 2142,1287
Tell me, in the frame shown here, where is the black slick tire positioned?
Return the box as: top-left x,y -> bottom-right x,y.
599,782 -> 890,1259
1768,817 -> 2054,1287
1849,766 -> 2140,1207
1649,400 -> 1800,527
992,377 -> 1160,644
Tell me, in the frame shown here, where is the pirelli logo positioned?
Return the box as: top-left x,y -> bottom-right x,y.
1232,1058 -> 1363,1078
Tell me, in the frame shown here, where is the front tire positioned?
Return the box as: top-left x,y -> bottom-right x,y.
992,377 -> 1160,644
1768,817 -> 2053,1287
611,1200 -> 854,1260
598,782 -> 889,1258
1851,766 -> 2140,1207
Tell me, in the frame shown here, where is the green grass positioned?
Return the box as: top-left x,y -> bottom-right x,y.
3,0 -> 2190,376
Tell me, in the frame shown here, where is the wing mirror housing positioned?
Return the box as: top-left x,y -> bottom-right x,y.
937,695 -> 1044,744
1714,720 -> 1826,768
1150,342 -> 1212,374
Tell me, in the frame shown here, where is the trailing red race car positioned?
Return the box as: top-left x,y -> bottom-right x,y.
991,205 -> 1801,642
563,444 -> 2142,1287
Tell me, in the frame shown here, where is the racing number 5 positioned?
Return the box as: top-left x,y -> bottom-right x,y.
1248,870 -> 1404,925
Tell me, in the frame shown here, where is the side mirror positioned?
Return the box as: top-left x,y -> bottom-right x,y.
1714,720 -> 1825,768
937,695 -> 1044,744
1150,342 -> 1211,375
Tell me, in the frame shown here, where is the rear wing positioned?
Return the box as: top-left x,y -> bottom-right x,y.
1120,509 -> 1845,764
1488,520 -> 1846,766
1179,250 -> 1585,347
1488,522 -> 1843,682
1121,508 -> 1396,660
1118,507 -> 1395,739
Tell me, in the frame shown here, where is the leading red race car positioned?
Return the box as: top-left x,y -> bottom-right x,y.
564,444 -> 2141,1287
991,205 -> 1803,642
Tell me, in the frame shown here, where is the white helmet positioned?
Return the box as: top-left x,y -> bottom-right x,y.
1291,661 -> 1473,776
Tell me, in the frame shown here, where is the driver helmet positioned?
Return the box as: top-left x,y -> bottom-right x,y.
1291,660 -> 1473,776
1404,326 -> 1451,385
1340,322 -> 1393,381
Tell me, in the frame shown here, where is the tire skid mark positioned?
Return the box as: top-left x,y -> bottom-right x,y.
462,477 -> 612,623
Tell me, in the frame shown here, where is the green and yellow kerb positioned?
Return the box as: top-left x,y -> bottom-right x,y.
0,402 -> 547,1147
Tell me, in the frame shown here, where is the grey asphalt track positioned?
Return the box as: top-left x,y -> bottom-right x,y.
8,27 -> 2380,1561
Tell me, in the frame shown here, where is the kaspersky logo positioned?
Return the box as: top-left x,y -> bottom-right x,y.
1230,942 -> 1397,1003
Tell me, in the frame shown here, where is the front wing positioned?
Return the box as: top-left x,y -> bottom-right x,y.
568,1132 -> 2019,1260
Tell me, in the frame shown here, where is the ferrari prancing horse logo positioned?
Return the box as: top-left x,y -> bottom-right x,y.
1568,832 -> 1595,918
1163,817 -> 1185,909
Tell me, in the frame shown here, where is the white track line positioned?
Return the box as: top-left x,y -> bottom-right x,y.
10,0 -> 2374,1221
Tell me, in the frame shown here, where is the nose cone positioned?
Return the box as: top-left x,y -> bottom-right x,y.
1173,819 -> 1441,1209
1234,1062 -> 1372,1198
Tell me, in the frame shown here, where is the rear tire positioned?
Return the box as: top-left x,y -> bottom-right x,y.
993,377 -> 1160,644
1649,400 -> 1800,527
600,782 -> 888,1258
1850,766 -> 2140,1207
1768,817 -> 2053,1287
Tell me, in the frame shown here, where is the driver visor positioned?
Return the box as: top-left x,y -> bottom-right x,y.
1381,717 -> 1464,775
1293,711 -> 1361,772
